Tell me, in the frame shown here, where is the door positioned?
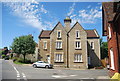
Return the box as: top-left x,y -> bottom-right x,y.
47,55 -> 50,64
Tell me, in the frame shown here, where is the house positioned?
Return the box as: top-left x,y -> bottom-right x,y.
38,17 -> 101,69
102,2 -> 120,77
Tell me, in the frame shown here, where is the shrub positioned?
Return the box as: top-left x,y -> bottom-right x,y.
2,55 -> 6,59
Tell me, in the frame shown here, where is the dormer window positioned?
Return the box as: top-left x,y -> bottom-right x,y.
57,30 -> 61,38
76,30 -> 80,38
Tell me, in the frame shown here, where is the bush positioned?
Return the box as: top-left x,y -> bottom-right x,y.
2,55 -> 6,59
13,57 -> 32,64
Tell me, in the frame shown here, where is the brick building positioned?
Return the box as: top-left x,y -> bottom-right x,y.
102,2 -> 120,77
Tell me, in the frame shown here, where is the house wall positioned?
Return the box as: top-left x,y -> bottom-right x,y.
68,23 -> 88,69
87,38 -> 101,67
50,23 -> 68,68
39,38 -> 50,62
107,22 -> 120,77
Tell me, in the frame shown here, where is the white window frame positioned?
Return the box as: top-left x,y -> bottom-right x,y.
74,54 -> 82,62
57,30 -> 61,38
110,48 -> 115,70
43,41 -> 47,49
56,41 -> 62,49
108,24 -> 112,39
90,41 -> 94,49
75,41 -> 81,49
76,30 -> 80,38
55,54 -> 63,62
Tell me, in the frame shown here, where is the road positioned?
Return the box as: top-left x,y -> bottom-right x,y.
1,59 -> 110,81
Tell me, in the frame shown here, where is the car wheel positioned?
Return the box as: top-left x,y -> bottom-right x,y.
33,64 -> 37,68
45,65 -> 49,69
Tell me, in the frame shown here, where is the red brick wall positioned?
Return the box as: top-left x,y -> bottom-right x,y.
107,22 -> 120,77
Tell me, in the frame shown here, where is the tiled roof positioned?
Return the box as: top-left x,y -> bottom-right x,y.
39,30 -> 51,38
39,30 -> 98,38
85,30 -> 98,38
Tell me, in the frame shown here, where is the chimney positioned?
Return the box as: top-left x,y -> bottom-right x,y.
64,16 -> 71,32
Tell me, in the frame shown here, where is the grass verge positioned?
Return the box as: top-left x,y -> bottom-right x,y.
14,61 -> 27,64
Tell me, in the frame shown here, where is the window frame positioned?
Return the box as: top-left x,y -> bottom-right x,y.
75,41 -> 81,49
110,48 -> 115,70
57,30 -> 61,38
56,40 -> 62,49
43,41 -> 47,49
74,54 -> 83,62
108,24 -> 112,39
75,30 -> 80,38
54,53 -> 63,62
90,41 -> 94,49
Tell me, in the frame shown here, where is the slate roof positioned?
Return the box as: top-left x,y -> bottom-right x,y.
39,30 -> 99,38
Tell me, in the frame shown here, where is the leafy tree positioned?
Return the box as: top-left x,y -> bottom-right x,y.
100,38 -> 108,59
2,47 -> 9,55
11,35 -> 36,62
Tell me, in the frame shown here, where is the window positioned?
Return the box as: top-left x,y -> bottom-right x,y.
110,48 -> 115,70
74,54 -> 82,62
56,41 -> 62,49
90,41 -> 94,49
43,41 -> 47,49
108,25 -> 112,38
75,41 -> 81,49
57,30 -> 61,38
55,54 -> 63,62
76,30 -> 80,38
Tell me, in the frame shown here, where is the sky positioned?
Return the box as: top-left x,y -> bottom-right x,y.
1,2 -> 107,49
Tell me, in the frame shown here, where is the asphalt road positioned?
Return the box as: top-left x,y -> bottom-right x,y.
1,59 -> 110,81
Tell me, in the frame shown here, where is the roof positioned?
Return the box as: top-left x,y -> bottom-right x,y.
39,30 -> 51,38
85,30 -> 99,38
39,29 -> 98,38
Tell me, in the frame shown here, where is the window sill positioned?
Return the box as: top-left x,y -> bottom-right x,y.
74,61 -> 83,63
57,38 -> 62,40
76,38 -> 80,39
43,49 -> 47,51
54,62 -> 64,63
75,48 -> 82,50
56,48 -> 63,50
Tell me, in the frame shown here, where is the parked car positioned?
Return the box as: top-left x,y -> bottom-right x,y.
32,61 -> 53,68
4,56 -> 9,60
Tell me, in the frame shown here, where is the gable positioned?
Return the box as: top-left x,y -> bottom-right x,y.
49,22 -> 67,35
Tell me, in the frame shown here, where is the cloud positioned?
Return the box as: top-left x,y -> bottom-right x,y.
4,2 -> 57,30
67,4 -> 102,26
67,3 -> 76,16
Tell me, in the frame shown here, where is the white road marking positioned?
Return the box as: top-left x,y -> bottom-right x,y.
22,73 -> 27,81
8,60 -> 21,80
52,75 -> 68,78
22,73 -> 26,78
69,75 -> 77,77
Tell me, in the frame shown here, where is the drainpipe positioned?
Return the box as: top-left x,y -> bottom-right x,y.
67,34 -> 69,68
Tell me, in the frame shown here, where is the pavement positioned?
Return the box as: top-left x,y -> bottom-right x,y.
1,59 -> 110,80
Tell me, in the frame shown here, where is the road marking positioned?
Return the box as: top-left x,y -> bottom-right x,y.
8,60 -> 21,80
22,73 -> 27,81
22,73 -> 26,78
69,75 -> 77,77
52,75 -> 68,78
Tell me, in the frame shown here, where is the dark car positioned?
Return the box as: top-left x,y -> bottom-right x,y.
4,56 -> 9,60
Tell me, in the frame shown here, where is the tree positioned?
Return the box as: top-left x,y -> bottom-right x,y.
100,38 -> 108,59
11,35 -> 36,62
2,47 -> 9,55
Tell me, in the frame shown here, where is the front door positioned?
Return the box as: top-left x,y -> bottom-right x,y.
47,55 -> 50,64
